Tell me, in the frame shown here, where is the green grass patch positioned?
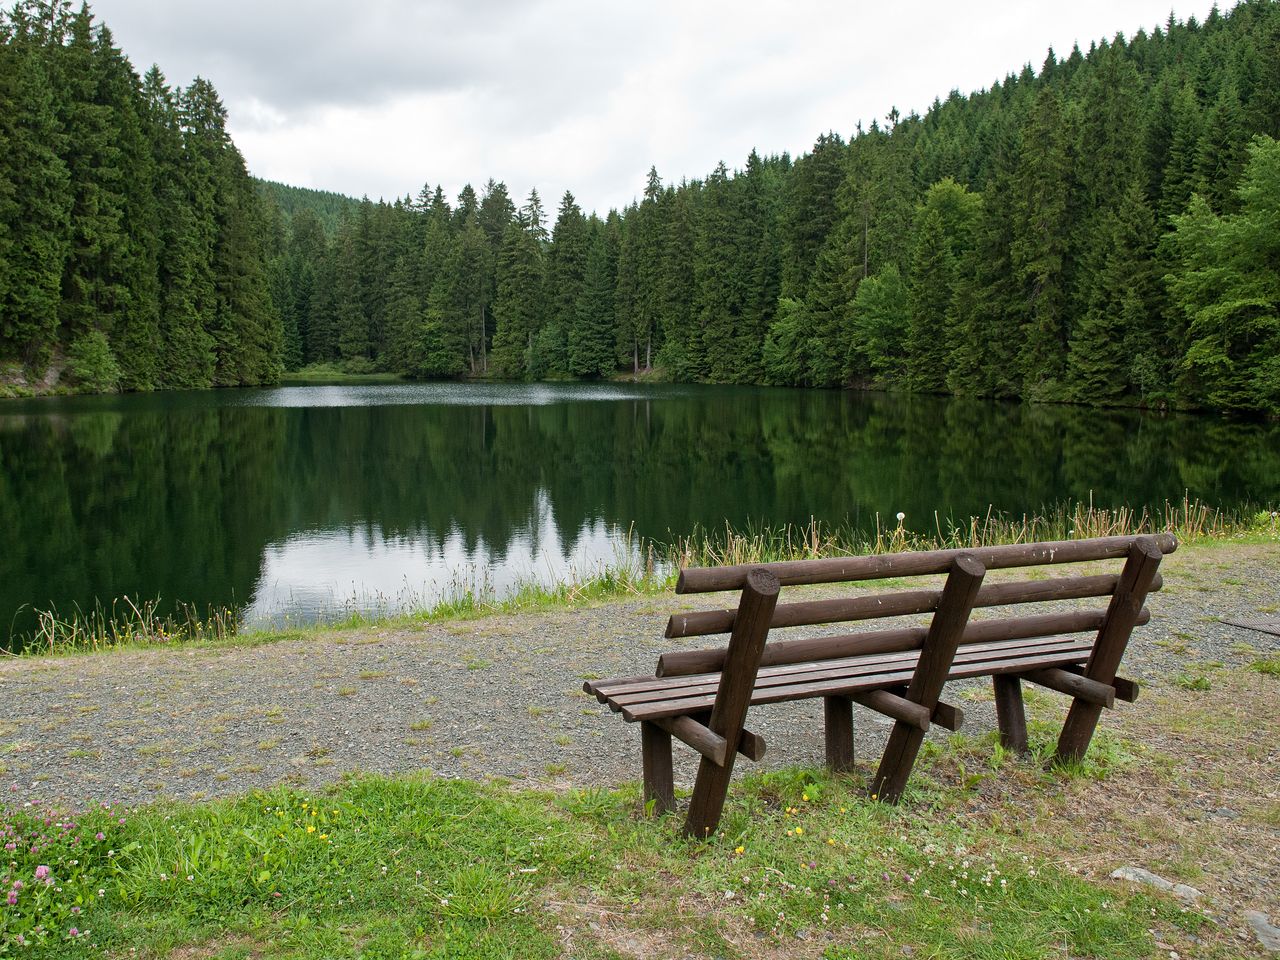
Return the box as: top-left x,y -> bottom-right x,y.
1249,654 -> 1280,676
0,751 -> 1207,959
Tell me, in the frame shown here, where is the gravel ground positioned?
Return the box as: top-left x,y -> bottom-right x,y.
1,542 -> 1277,808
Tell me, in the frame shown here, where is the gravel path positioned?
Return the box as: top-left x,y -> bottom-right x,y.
1,542 -> 1277,808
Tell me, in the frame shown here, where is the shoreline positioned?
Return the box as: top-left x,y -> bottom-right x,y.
1,539 -> 1276,809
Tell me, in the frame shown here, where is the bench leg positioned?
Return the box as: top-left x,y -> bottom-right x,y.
683,569 -> 780,839
871,554 -> 986,804
641,721 -> 675,815
993,675 -> 1028,755
1056,537 -> 1163,764
824,695 -> 855,772
871,722 -> 928,804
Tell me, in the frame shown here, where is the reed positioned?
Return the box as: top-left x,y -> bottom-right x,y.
9,497 -> 1275,656
662,495 -> 1275,569
18,596 -> 238,656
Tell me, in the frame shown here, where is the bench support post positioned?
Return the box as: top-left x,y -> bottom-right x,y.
684,568 -> 780,839
871,554 -> 986,804
823,695 -> 855,772
640,721 -> 675,816
1056,537 -> 1162,763
993,674 -> 1028,755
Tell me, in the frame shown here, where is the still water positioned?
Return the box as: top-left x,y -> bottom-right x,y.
2,382 -> 1276,636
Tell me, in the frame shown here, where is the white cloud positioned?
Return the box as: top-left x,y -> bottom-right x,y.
88,0 -> 1224,214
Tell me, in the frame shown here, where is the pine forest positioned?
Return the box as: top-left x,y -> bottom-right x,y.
2,0 -> 1279,415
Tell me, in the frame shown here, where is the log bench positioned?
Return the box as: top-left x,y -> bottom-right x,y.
584,533 -> 1175,838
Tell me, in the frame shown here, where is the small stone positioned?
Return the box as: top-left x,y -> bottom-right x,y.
1245,911 -> 1280,953
1109,866 -> 1202,901
794,928 -> 810,940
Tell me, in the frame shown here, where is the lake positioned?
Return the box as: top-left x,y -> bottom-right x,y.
2,382 -> 1276,639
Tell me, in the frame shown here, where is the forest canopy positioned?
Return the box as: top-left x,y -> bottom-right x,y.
2,0 -> 1278,414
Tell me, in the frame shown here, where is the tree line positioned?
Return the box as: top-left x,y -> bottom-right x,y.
3,0 -> 1279,414
0,0 -> 280,392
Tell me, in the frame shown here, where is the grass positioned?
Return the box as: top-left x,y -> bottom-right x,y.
0,726 -> 1218,959
9,497 -> 1278,659
280,362 -> 405,385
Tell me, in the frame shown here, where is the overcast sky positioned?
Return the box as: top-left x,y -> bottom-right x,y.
86,0 -> 1221,215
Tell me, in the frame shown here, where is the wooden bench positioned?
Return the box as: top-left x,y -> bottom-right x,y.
585,533 -> 1174,838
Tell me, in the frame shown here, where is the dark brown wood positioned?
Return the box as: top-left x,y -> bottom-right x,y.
590,536 -> 1173,831
931,700 -> 965,732
823,696 -> 854,772
684,568 -> 780,839
1113,676 -> 1139,703
871,554 -> 986,804
992,674 -> 1028,754
617,634 -> 1094,711
1060,664 -> 1141,703
851,688 -> 932,730
619,638 -> 1096,722
1022,666 -> 1115,708
1057,536 -> 1164,763
640,721 -> 675,815
664,572 -> 1163,640
738,728 -> 767,762
654,715 -> 727,766
656,605 -> 1147,678
676,533 -> 1177,593
652,715 -> 767,765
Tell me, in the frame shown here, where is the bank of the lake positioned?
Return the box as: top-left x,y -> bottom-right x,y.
2,539 -> 1275,806
0,540 -> 1277,958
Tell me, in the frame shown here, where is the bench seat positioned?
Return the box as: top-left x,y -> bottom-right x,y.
587,634 -> 1096,722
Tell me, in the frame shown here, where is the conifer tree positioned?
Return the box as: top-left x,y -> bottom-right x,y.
541,191 -> 587,378
0,18 -> 71,371
1005,87 -> 1070,397
568,222 -> 617,378
491,194 -> 546,378
1167,135 -> 1280,414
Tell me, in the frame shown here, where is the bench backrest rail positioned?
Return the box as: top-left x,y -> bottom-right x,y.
675,533 -> 1177,593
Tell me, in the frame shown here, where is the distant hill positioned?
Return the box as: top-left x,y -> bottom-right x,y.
255,179 -> 360,234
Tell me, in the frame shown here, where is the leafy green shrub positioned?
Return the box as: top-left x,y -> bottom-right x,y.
67,331 -> 122,393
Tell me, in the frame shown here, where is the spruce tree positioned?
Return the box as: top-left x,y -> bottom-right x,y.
1167,135 -> 1280,414
1012,87 -> 1073,396
0,20 -> 71,371
542,191 -> 587,378
568,222 -> 617,378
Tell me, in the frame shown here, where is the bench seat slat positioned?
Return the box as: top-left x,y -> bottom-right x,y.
593,633 -> 1087,705
620,644 -> 1094,722
604,637 -> 1093,722
613,638 -> 1091,712
655,607 -> 1150,678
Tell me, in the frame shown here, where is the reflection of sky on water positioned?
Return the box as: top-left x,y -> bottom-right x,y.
237,381 -> 679,409
244,491 -> 643,628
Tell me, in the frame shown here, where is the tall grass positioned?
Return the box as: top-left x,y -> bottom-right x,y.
665,494 -> 1276,569
17,597 -> 238,656
9,497 -> 1276,656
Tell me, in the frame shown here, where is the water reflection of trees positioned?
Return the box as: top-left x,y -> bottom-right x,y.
1,388 -> 1276,634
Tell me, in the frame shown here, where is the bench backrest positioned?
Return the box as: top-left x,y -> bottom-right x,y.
659,534 -> 1177,677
